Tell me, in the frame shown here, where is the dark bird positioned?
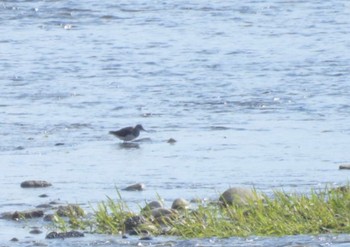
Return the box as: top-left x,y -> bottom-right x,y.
109,124 -> 146,142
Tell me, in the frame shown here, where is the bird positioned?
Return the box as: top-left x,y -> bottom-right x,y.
109,124 -> 146,142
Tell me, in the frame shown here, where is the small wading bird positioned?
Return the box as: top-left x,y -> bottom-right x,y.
109,124 -> 146,142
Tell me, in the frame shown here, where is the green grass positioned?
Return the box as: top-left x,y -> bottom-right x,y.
53,186 -> 350,238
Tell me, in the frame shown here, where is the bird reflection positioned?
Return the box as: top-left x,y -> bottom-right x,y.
118,142 -> 140,149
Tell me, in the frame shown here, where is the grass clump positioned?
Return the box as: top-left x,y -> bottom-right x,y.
53,186 -> 350,238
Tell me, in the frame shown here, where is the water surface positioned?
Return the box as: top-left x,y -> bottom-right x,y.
1,0 -> 350,245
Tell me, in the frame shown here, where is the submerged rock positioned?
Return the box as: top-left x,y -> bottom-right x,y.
20,180 -> 52,188
46,231 -> 84,239
56,204 -> 85,217
9,209 -> 44,220
167,138 -> 177,144
339,165 -> 350,170
123,183 -> 145,191
219,187 -> 260,206
171,198 -> 190,210
29,228 -> 43,234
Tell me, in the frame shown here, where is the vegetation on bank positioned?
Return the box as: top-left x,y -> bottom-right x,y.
52,186 -> 350,238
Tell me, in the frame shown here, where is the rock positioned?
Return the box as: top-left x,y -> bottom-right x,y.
43,214 -> 55,222
123,183 -> 145,191
140,236 -> 153,241
20,180 -> 52,188
124,215 -> 146,232
56,204 -> 85,217
150,208 -> 177,224
49,200 -> 60,205
39,194 -> 49,198
11,209 -> 44,220
36,203 -> 52,209
0,212 -> 14,220
151,208 -> 174,218
142,201 -> 163,212
29,228 -> 43,234
219,187 -> 260,206
171,198 -> 190,210
45,231 -> 84,239
167,138 -> 177,144
10,237 -> 19,242
190,198 -> 208,204
339,165 -> 350,170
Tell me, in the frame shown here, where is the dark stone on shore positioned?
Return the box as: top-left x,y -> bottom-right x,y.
10,238 -> 19,242
122,234 -> 128,239
43,214 -> 55,222
219,187 -> 260,206
11,209 -> 44,220
46,231 -> 84,239
30,228 -> 43,234
339,165 -> 350,170
39,194 -> 49,198
150,208 -> 177,224
123,183 -> 145,191
124,215 -> 146,231
56,204 -> 85,217
141,201 -> 163,212
55,143 -> 65,146
151,208 -> 174,218
140,236 -> 153,241
171,198 -> 190,210
21,180 -> 52,188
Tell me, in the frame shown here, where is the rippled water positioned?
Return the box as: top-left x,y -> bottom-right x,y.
1,0 -> 350,246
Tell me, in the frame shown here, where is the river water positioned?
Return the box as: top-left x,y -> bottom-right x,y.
1,0 -> 350,246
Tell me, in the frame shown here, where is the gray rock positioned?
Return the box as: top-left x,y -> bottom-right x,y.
167,138 -> 177,144
29,228 -> 43,234
151,208 -> 174,218
142,201 -> 163,212
171,198 -> 190,210
36,203 -> 52,209
45,231 -> 84,239
150,208 -> 178,224
11,209 -> 44,220
219,187 -> 260,206
123,183 -> 145,191
124,215 -> 146,231
43,214 -> 55,222
339,165 -> 350,170
56,204 -> 85,217
20,180 -> 52,188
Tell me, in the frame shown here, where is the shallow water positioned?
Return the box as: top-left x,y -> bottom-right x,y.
1,0 -> 350,245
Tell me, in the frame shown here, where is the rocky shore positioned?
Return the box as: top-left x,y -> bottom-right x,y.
0,180 -> 262,243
